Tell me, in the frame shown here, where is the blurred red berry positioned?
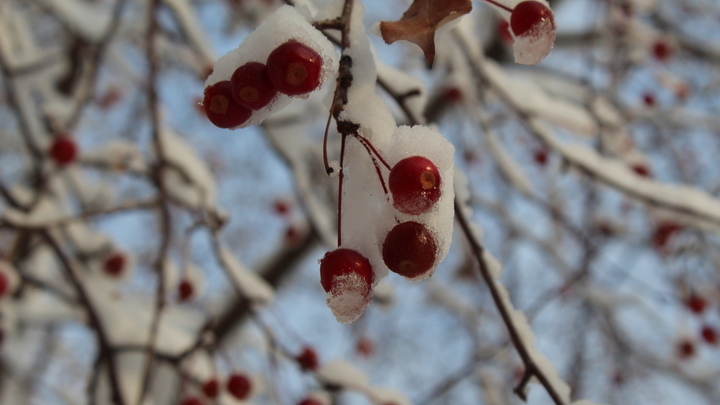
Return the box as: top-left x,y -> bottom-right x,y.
296,346 -> 319,370
701,326 -> 718,345
49,136 -> 77,166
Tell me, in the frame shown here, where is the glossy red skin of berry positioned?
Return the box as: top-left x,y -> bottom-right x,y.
389,156 -> 441,215
180,397 -> 204,405
0,272 -> 8,297
227,373 -> 252,400
202,378 -> 219,398
231,62 -> 277,110
178,280 -> 194,301
510,1 -> 555,37
103,253 -> 125,277
701,326 -> 718,345
382,222 -> 438,279
296,346 -> 319,371
202,81 -> 251,128
266,41 -> 323,96
319,249 -> 373,293
49,136 -> 77,166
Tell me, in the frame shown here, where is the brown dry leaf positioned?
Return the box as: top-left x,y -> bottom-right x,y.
380,0 -> 472,66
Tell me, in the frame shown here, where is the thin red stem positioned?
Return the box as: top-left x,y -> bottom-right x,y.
483,0 -> 513,13
355,134 -> 391,170
337,133 -> 347,247
355,136 -> 389,195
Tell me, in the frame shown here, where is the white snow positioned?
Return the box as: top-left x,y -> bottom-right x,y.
316,359 -> 369,391
219,248 -> 275,305
325,272 -> 372,324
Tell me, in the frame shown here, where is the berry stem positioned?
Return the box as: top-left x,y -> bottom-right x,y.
483,0 -> 512,13
355,136 -> 389,195
337,132 -> 347,247
355,134 -> 391,170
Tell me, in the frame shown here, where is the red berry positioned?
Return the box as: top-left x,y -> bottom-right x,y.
266,41 -> 323,96
49,136 -> 77,166
202,378 -> 219,398
701,325 -> 718,345
298,399 -> 323,405
498,20 -> 513,43
296,346 -> 319,370
273,200 -> 291,215
319,249 -> 373,294
652,39 -> 672,61
510,1 -> 555,37
643,93 -> 656,107
382,222 -> 438,279
631,164 -> 651,178
227,373 -> 252,400
0,271 -> 8,297
653,221 -> 681,249
356,336 -> 374,357
533,148 -> 548,166
686,294 -> 707,314
230,62 -> 277,110
202,81 -> 251,129
180,397 -> 203,405
103,252 -> 126,277
178,280 -> 194,301
677,339 -> 695,359
389,156 -> 441,215
442,87 -> 462,103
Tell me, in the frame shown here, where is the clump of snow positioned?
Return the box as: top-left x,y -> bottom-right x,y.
219,248 -> 275,305
512,10 -> 556,65
204,5 -> 339,129
316,360 -> 369,390
326,272 -> 372,324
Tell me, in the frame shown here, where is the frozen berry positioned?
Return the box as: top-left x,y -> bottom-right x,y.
202,81 -> 251,129
382,222 -> 438,279
319,249 -> 373,294
686,294 -> 707,314
103,252 -> 126,277
701,325 -> 718,345
510,1 -> 555,37
202,378 -> 219,398
178,279 -> 194,301
49,136 -> 77,166
227,373 -> 252,400
389,156 -> 441,215
180,397 -> 203,405
296,346 -> 319,370
231,62 -> 277,110
266,41 -> 323,96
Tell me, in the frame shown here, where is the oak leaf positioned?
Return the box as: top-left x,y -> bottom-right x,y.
380,0 -> 472,66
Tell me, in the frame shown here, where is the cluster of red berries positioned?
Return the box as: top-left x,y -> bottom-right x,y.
320,156 -> 443,304
203,40 -> 323,129
180,372 -> 252,405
